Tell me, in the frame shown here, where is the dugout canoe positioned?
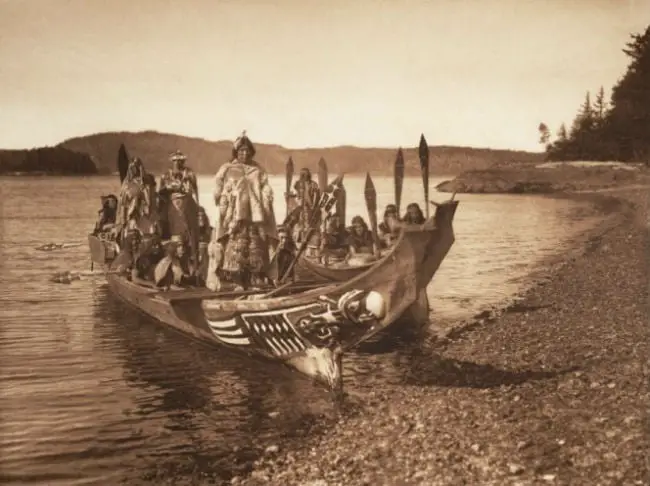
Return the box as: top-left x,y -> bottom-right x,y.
293,200 -> 459,319
104,201 -> 457,392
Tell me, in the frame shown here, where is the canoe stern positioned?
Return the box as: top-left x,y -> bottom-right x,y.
88,234 -> 118,265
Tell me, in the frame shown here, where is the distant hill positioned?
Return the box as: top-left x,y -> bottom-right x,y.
57,130 -> 543,176
0,146 -> 97,175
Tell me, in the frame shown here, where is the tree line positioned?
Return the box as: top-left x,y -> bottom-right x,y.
539,25 -> 650,163
0,147 -> 98,175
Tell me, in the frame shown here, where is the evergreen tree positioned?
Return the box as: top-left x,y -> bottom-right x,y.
607,25 -> 650,161
538,122 -> 550,145
593,86 -> 608,125
545,24 -> 650,162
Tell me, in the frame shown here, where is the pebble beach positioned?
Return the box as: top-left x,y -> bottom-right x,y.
237,187 -> 649,486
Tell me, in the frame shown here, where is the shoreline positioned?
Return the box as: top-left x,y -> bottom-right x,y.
237,187 -> 648,485
434,190 -> 634,340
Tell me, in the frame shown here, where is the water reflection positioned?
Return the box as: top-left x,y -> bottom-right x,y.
0,175 -> 607,484
90,286 -> 336,482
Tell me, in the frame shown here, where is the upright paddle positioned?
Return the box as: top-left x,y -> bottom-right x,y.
419,134 -> 430,219
394,147 -> 405,215
364,173 -> 379,256
117,143 -> 130,184
285,156 -> 294,215
279,175 -> 343,284
336,174 -> 346,225
318,157 -> 328,192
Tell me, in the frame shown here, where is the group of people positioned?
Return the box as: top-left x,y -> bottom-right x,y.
94,147 -> 211,288
313,201 -> 426,266
93,131 -> 429,291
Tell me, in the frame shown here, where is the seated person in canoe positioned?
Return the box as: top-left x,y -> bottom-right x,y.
112,228 -> 142,279
378,203 -> 401,249
320,213 -> 349,264
113,229 -> 165,286
270,226 -> 297,282
211,131 -> 278,291
346,215 -> 377,265
93,194 -> 118,236
402,202 -> 426,225
157,150 -> 200,275
154,235 -> 196,289
132,233 -> 166,286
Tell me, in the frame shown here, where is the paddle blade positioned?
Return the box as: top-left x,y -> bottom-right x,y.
419,133 -> 429,178
419,134 -> 430,218
285,156 -> 294,195
364,173 -> 379,246
336,177 -> 346,225
394,147 -> 405,214
117,143 -> 130,183
364,172 -> 377,214
318,157 -> 328,191
324,174 -> 346,224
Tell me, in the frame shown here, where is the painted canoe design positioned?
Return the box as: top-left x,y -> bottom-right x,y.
99,200 -> 459,390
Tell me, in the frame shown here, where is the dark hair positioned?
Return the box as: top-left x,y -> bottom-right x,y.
383,204 -> 398,219
404,203 -> 425,224
351,215 -> 368,231
232,137 -> 256,159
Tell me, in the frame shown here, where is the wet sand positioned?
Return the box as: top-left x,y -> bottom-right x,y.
239,187 -> 649,486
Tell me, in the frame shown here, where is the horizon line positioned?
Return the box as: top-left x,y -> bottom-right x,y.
3,129 -> 545,155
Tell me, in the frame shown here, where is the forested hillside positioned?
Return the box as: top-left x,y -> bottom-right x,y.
58,130 -> 542,176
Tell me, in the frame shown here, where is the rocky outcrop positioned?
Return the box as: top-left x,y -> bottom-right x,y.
436,165 -> 648,194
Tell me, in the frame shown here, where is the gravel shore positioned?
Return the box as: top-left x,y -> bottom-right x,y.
237,188 -> 648,486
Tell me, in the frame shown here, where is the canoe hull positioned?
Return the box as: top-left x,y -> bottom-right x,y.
102,200 -> 459,390
106,232 -> 422,390
106,274 -> 343,390
88,234 -> 118,266
294,200 -> 458,328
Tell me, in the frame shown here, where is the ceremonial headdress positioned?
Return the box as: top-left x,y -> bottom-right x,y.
169,150 -> 187,163
232,130 -> 256,158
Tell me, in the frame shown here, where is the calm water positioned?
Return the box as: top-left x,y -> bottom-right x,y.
0,175 -> 604,484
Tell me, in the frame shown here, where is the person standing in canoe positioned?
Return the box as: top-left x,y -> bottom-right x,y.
157,150 -> 200,275
196,206 -> 213,286
287,168 -> 321,246
212,131 -> 278,290
117,157 -> 151,241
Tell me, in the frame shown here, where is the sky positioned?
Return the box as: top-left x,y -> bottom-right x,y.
0,0 -> 648,151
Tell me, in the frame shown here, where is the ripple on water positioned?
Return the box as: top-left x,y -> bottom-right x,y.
0,175 -> 607,483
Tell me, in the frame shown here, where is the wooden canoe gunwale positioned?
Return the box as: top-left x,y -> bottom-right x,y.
295,200 -> 458,284
96,199 -> 459,390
